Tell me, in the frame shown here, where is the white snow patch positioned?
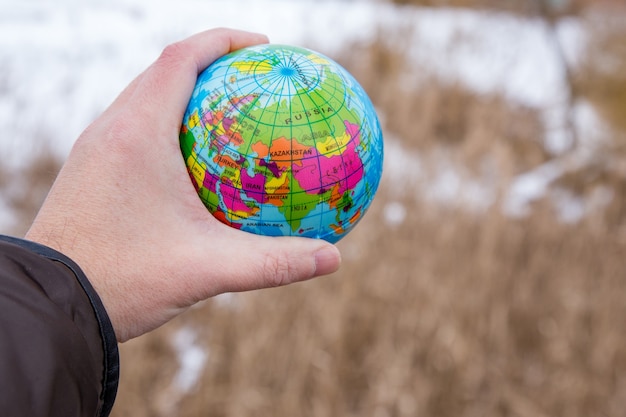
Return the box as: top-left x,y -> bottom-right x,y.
384,201 -> 407,226
503,159 -> 566,217
171,326 -> 207,393
382,138 -> 498,213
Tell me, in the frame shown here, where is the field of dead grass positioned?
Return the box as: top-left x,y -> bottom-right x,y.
108,6 -> 626,417
2,3 -> 625,417
111,196 -> 626,417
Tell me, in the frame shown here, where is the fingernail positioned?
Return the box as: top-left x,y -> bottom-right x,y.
314,245 -> 342,276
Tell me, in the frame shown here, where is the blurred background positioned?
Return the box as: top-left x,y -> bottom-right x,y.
2,0 -> 626,416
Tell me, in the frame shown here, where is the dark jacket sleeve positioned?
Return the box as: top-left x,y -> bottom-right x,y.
0,235 -> 119,417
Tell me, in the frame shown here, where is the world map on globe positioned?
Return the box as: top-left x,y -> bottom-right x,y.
180,44 -> 384,243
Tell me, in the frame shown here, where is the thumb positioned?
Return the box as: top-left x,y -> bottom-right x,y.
126,28 -> 270,131
187,229 -> 342,298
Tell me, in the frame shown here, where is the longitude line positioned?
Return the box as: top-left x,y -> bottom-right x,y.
288,61 -> 328,236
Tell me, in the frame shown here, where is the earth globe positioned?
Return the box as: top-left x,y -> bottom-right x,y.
180,44 -> 384,243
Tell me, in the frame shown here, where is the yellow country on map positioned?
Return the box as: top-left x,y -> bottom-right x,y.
187,151 -> 206,188
315,131 -> 351,157
232,60 -> 273,75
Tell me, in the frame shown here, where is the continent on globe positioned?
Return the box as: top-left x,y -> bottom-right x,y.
180,43 -> 384,243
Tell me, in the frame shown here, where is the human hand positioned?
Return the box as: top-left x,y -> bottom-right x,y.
25,28 -> 342,343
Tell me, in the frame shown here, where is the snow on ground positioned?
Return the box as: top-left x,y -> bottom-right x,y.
171,326 -> 208,393
0,0 -> 586,157
1,0 -> 603,238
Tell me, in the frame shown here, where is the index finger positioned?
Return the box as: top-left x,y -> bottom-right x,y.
117,28 -> 269,128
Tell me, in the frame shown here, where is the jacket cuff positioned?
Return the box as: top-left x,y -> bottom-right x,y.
0,235 -> 119,417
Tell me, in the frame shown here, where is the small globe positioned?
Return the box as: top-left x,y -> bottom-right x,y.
180,44 -> 384,243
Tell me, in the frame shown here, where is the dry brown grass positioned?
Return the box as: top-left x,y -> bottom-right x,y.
555,10 -> 626,231
110,10 -> 626,417
0,150 -> 61,237
112,197 -> 626,417
338,28 -> 548,179
576,13 -> 626,135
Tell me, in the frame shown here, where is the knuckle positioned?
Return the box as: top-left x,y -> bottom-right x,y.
103,117 -> 139,155
262,253 -> 293,288
153,42 -> 194,75
158,41 -> 188,65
